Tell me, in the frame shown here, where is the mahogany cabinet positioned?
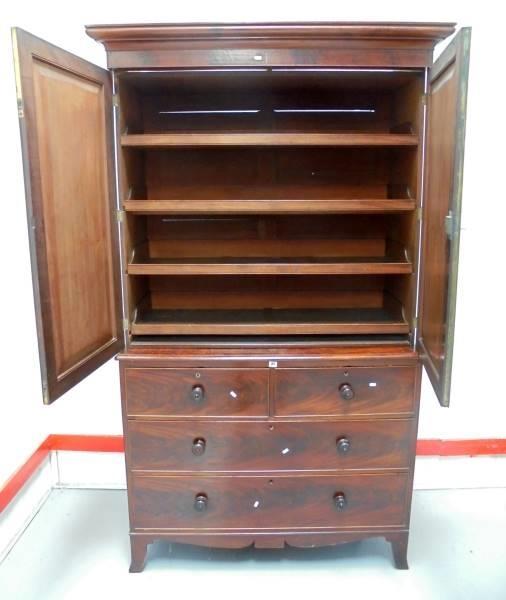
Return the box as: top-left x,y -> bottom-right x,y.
12,22 -> 470,571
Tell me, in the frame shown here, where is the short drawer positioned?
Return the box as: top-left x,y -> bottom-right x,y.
127,419 -> 414,471
274,366 -> 416,417
124,368 -> 268,417
130,472 -> 409,530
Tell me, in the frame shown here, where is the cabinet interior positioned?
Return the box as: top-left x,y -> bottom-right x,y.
117,68 -> 424,340
118,69 -> 423,135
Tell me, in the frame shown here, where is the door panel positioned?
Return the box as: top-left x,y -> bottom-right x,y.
12,28 -> 123,403
418,28 -> 471,406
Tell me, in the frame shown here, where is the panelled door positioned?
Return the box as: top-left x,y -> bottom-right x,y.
12,28 -> 123,403
418,28 -> 471,406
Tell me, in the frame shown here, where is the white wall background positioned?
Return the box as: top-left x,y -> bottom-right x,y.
0,0 -> 504,487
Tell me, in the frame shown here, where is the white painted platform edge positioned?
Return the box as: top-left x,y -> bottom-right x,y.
53,450 -> 127,490
414,455 -> 506,489
54,450 -> 506,490
2,451 -> 506,563
0,456 -> 54,564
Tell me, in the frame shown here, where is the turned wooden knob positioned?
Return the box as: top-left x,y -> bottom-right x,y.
339,383 -> 354,401
336,437 -> 351,454
194,493 -> 208,511
192,438 -> 206,456
191,385 -> 205,403
333,492 -> 347,511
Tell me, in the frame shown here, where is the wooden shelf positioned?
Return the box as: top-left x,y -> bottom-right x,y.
124,198 -> 415,214
128,256 -> 412,276
131,308 -> 409,336
123,185 -> 415,215
121,132 -> 419,148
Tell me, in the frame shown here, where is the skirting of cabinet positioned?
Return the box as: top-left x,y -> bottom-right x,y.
128,530 -> 410,572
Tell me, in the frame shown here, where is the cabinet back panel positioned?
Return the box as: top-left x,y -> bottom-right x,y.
142,91 -> 391,133
145,215 -> 387,259
118,69 -> 423,135
147,275 -> 385,310
143,148 -> 395,195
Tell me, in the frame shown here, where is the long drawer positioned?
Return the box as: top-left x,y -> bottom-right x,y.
274,366 -> 416,417
130,472 -> 409,530
124,368 -> 269,417
127,419 -> 414,472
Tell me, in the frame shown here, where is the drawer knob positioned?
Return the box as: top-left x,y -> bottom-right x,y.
336,437 -> 351,454
194,493 -> 208,512
192,438 -> 206,456
333,492 -> 347,511
191,385 -> 205,403
339,383 -> 354,401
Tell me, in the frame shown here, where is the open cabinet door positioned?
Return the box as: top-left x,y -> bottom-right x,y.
12,29 -> 123,404
418,28 -> 471,407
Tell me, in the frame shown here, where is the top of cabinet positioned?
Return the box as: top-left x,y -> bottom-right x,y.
85,21 -> 456,69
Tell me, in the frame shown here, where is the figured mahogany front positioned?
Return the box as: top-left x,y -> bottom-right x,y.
13,22 -> 468,574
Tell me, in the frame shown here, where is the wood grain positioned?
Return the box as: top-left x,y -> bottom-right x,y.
121,132 -> 418,148
131,307 -> 409,336
128,256 -> 412,276
13,28 -> 122,403
418,29 -> 470,406
86,22 -> 456,44
77,20 -> 461,571
119,343 -> 419,367
129,472 -> 409,530
86,22 -> 455,70
124,367 -> 268,417
148,275 -> 385,310
274,366 -> 416,417
124,198 -> 416,215
127,418 -> 414,471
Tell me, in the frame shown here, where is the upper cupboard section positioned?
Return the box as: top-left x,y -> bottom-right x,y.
117,69 -> 425,140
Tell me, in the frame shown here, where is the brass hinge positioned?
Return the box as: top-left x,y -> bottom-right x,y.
416,207 -> 422,221
412,316 -> 418,332
112,93 -> 119,108
12,30 -> 24,119
116,209 -> 125,223
42,384 -> 50,405
17,98 -> 24,119
123,318 -> 129,332
444,210 -> 456,240
421,93 -> 428,106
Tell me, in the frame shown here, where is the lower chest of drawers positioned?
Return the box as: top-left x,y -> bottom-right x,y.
129,472 -> 411,530
120,357 -> 420,537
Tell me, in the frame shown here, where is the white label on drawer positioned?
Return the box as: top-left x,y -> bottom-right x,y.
229,390 -> 238,398
268,361 -> 278,368
253,500 -> 260,508
281,448 -> 290,455
369,382 -> 377,387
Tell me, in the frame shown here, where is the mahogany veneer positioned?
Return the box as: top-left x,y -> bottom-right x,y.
121,132 -> 419,147
129,472 -> 410,530
13,21 -> 470,573
127,419 -> 415,471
